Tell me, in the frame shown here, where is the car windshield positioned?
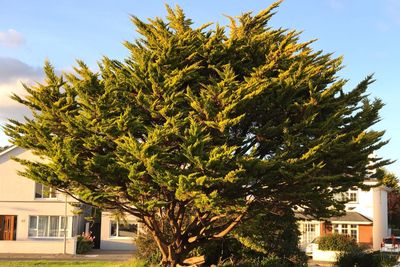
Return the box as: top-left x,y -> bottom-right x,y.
383,238 -> 400,245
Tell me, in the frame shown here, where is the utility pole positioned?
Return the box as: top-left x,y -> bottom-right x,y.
63,193 -> 67,254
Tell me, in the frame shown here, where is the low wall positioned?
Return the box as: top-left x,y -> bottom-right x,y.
0,238 -> 77,254
312,249 -> 339,262
100,239 -> 136,251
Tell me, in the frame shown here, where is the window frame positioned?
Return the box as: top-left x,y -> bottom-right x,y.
347,189 -> 359,204
109,220 -> 139,239
34,183 -> 57,199
28,215 -> 68,239
333,223 -> 358,241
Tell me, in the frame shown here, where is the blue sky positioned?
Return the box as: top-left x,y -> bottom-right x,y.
0,0 -> 399,175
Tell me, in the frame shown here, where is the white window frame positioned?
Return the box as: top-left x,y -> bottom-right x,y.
109,220 -> 139,239
299,222 -> 319,246
34,183 -> 57,199
28,215 -> 69,238
347,189 -> 358,204
334,189 -> 358,204
333,223 -> 358,241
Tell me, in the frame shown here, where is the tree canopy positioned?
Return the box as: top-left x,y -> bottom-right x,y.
5,2 -> 389,266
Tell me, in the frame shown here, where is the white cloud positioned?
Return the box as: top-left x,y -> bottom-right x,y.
0,57 -> 43,121
0,29 -> 25,48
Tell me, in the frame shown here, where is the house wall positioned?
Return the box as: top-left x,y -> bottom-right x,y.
0,148 -> 76,203
0,202 -> 77,240
346,188 -> 374,219
373,187 -> 389,250
0,147 -> 87,254
359,225 -> 373,245
100,212 -> 138,250
0,238 -> 77,254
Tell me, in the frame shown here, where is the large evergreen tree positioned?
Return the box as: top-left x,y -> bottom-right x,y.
5,2 -> 389,266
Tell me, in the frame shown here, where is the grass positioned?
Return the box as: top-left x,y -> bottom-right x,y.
0,259 -> 147,267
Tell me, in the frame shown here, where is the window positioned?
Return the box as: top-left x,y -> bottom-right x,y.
110,221 -> 138,238
334,189 -> 358,203
29,216 -> 68,238
300,222 -> 318,246
348,190 -> 358,203
333,224 -> 358,241
35,183 -> 56,199
304,223 -> 316,244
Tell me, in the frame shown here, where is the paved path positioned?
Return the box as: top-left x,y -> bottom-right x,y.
0,250 -> 135,261
308,260 -> 335,267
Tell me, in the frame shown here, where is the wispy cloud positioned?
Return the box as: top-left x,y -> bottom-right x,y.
327,0 -> 345,10
0,29 -> 25,48
387,0 -> 400,25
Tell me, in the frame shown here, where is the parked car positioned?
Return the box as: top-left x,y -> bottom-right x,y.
305,237 -> 320,256
380,236 -> 400,253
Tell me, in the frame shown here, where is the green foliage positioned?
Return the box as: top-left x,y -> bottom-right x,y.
134,231 -> 162,265
220,254 -> 304,267
376,168 -> 400,227
336,250 -> 394,267
76,232 -> 95,254
232,209 -> 307,265
5,1 -> 390,265
375,168 -> 399,190
318,233 -> 358,251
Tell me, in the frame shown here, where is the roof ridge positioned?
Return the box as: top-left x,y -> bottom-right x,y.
0,145 -> 19,158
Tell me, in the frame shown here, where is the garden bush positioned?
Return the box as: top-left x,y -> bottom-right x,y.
134,231 -> 162,265
76,232 -> 95,254
318,233 -> 358,251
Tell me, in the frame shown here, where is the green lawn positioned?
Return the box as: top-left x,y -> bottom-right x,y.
0,259 -> 147,267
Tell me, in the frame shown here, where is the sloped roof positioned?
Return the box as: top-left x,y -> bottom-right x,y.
329,211 -> 372,223
0,145 -> 18,157
296,211 -> 372,224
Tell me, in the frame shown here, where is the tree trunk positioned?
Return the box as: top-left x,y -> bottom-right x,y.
161,250 -> 181,267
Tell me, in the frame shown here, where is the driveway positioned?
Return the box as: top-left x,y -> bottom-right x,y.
308,260 -> 335,267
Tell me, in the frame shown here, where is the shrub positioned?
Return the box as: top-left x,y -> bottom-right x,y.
318,233 -> 358,251
134,231 -> 162,265
76,232 -> 94,254
220,254 -> 306,267
335,250 -> 395,267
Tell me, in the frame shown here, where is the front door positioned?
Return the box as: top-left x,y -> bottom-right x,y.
1,215 -> 16,240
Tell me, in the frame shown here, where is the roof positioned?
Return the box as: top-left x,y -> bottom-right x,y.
0,145 -> 25,164
329,211 -> 372,224
296,211 -> 373,225
0,145 -> 18,158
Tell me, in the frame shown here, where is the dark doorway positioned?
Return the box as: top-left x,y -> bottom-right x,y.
91,222 -> 101,249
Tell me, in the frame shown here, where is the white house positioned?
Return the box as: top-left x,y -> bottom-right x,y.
100,211 -> 139,251
0,146 -> 88,254
0,146 -> 142,253
298,179 -> 391,251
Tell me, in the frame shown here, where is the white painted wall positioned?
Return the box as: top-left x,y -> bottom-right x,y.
312,249 -> 338,262
372,187 -> 389,250
0,147 -> 86,254
346,188 -> 374,219
100,212 -> 138,251
0,238 -> 77,254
